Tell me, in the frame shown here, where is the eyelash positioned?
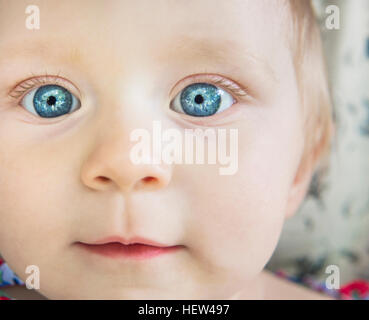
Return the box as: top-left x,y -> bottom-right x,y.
8,73 -> 67,99
173,73 -> 249,100
8,73 -> 249,107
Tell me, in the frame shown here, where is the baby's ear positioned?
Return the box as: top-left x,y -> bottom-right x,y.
285,154 -> 315,219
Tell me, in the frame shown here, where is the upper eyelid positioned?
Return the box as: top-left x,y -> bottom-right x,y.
169,73 -> 250,100
8,75 -> 82,100
7,73 -> 248,103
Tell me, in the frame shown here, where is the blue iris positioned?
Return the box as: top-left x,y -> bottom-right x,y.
33,85 -> 73,118
180,83 -> 221,117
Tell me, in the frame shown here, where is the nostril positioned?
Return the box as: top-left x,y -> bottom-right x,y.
142,176 -> 157,184
96,176 -> 110,183
134,176 -> 160,191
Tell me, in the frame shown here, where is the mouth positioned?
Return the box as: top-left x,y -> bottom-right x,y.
75,236 -> 184,260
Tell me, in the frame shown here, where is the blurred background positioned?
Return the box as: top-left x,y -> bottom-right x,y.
267,0 -> 369,294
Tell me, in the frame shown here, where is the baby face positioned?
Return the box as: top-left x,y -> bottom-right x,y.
0,0 -> 306,299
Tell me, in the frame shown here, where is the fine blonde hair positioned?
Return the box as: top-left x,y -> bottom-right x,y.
289,0 -> 335,177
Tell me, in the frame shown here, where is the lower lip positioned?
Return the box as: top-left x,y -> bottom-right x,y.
77,242 -> 183,260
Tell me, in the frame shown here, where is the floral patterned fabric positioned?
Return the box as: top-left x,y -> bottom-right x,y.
0,258 -> 24,300
274,270 -> 369,300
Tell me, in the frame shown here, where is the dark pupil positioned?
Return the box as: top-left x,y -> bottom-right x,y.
194,95 -> 204,104
47,96 -> 57,106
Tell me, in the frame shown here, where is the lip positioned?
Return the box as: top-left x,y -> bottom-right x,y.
76,236 -> 184,260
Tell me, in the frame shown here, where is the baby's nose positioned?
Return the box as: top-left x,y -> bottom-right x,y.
80,120 -> 172,194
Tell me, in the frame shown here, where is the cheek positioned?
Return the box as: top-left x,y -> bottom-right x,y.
181,105 -> 303,280
0,139 -> 73,277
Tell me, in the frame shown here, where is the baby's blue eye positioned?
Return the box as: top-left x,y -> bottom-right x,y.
170,83 -> 235,117
21,84 -> 80,118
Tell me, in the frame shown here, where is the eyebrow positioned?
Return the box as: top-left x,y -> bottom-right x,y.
158,35 -> 277,82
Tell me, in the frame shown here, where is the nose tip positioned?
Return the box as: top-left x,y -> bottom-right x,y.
80,120 -> 173,194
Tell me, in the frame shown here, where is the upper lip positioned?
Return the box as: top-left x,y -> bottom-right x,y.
83,236 -> 172,248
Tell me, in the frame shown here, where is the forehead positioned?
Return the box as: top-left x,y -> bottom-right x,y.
0,0 -> 292,81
